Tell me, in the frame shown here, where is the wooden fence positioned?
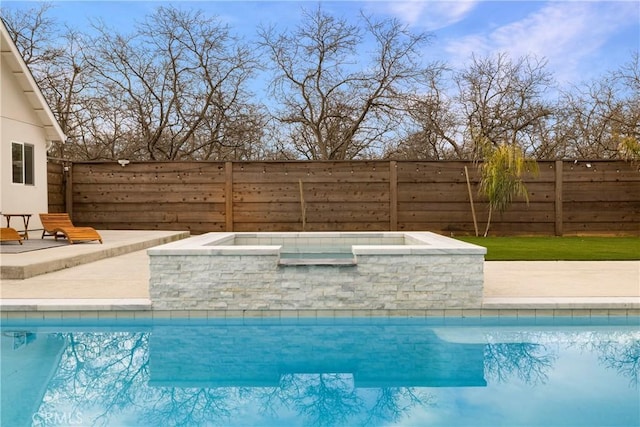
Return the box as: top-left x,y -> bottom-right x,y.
47,160 -> 640,236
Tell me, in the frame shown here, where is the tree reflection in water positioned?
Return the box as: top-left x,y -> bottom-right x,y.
578,332 -> 640,387
42,332 -> 150,426
484,341 -> 556,385
35,332 -> 434,426
483,330 -> 640,388
25,327 -> 640,426
598,339 -> 640,387
142,388 -> 234,426
256,373 -> 434,426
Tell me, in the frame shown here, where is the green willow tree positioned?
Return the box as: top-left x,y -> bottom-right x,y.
619,137 -> 640,165
477,140 -> 538,236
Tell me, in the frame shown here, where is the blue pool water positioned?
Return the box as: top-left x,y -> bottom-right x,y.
1,317 -> 638,427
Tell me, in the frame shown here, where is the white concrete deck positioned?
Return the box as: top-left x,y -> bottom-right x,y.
1,231 -> 638,315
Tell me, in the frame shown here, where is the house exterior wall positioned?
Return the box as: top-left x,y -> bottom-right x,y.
0,56 -> 49,231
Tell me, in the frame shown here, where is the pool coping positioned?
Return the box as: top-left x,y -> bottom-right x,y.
147,231 -> 488,256
2,297 -> 638,311
2,301 -> 639,321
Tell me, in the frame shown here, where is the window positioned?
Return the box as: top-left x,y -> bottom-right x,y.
12,142 -> 35,185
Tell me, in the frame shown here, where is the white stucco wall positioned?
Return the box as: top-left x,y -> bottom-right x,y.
0,57 -> 50,231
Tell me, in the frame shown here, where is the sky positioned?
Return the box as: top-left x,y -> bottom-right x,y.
2,0 -> 639,88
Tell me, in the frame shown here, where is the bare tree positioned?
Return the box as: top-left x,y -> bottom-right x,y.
1,2 -> 62,67
456,53 -> 554,157
613,51 -> 640,157
86,6 -> 262,160
4,3 -> 637,163
37,28 -> 101,159
258,6 -> 435,160
395,53 -> 554,161
3,4 -> 266,161
389,66 -> 466,159
554,51 -> 639,160
556,79 -> 625,159
1,3 -> 89,158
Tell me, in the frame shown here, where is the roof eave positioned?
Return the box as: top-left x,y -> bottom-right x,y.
0,20 -> 67,143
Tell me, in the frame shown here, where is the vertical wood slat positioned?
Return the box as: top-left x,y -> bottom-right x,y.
389,161 -> 398,231
46,161 -> 65,213
65,163 -> 73,217
555,160 -> 563,236
225,162 -> 233,231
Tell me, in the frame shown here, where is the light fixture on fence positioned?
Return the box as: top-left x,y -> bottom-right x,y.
117,159 -> 130,167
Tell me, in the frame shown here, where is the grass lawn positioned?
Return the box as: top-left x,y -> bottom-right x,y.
455,236 -> 640,261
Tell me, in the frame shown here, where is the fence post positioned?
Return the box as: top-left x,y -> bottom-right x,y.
225,162 -> 234,231
389,161 -> 398,231
555,160 -> 563,236
65,162 -> 73,217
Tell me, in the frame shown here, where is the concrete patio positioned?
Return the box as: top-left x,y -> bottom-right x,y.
0,230 -> 638,317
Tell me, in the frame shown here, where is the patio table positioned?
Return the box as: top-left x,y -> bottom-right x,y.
2,213 -> 32,239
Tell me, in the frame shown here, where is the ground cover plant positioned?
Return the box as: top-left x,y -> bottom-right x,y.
456,236 -> 640,261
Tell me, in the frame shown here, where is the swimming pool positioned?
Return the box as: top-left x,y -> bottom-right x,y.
2,317 -> 638,426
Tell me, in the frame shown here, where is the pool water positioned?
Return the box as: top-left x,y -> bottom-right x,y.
2,317 -> 638,426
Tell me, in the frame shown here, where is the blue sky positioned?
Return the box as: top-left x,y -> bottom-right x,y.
3,1 -> 639,87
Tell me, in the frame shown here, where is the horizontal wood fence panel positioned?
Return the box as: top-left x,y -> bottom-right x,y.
72,202 -> 222,213
233,183 -> 390,203
399,209 -> 554,223
73,163 -> 226,184
81,221 -> 226,233
74,191 -> 225,204
398,183 -> 472,202
564,184 -> 639,202
50,160 -> 639,236
397,164 -> 472,183
233,221 -> 390,232
72,173 -> 226,185
75,162 -> 227,172
562,201 -> 640,213
399,221 -> 555,234
233,169 -> 390,183
562,161 -> 639,181
71,183 -> 226,194
396,162 -> 557,183
564,210 -> 640,222
232,210 -> 303,223
399,201 -> 553,213
76,210 -> 226,224
233,205 -> 388,223
563,222 -> 640,234
47,193 -> 65,209
563,170 -> 640,182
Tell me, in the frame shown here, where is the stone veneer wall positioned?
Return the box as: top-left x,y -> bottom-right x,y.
149,252 -> 484,311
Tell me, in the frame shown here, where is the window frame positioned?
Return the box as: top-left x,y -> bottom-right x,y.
11,142 -> 35,186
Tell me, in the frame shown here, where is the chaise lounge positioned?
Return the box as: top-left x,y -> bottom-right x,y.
39,213 -> 103,244
0,227 -> 23,244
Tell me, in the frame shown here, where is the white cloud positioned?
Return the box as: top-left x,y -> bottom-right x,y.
376,0 -> 479,30
444,1 -> 639,84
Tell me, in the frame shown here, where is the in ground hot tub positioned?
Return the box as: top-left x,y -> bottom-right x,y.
148,232 -> 486,312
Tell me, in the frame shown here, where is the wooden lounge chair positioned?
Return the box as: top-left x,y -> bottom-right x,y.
0,227 -> 23,244
39,213 -> 103,244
